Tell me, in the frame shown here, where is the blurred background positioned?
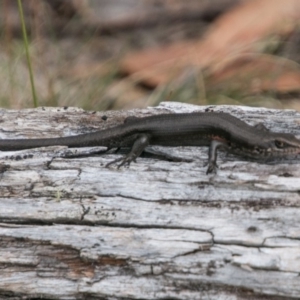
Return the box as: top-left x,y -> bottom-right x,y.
1,0 -> 300,111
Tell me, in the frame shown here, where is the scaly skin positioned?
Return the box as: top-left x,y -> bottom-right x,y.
0,112 -> 299,173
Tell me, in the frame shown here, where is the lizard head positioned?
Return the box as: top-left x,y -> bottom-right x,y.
231,132 -> 300,160
264,133 -> 300,157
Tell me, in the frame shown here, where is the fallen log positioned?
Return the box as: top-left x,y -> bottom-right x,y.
0,102 -> 299,299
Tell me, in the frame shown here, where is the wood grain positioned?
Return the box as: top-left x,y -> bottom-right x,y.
0,102 -> 299,299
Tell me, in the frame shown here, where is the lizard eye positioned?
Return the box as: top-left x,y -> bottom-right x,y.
275,140 -> 285,148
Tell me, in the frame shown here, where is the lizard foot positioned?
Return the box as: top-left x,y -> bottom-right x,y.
206,162 -> 218,174
105,154 -> 136,169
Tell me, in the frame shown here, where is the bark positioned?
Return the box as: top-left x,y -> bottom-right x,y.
0,102 -> 299,299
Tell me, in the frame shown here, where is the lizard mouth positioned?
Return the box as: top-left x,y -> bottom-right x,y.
230,146 -> 300,160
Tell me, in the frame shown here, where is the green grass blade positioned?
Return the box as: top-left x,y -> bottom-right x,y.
17,0 -> 38,107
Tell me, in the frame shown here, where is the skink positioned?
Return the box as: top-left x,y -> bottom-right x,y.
1,112 -> 300,174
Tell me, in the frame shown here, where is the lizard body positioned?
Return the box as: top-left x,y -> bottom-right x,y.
1,112 -> 300,173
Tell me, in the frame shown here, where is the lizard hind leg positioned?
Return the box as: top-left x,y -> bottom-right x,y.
105,134 -> 150,168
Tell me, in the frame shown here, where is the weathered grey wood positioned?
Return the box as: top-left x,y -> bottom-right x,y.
0,102 -> 299,300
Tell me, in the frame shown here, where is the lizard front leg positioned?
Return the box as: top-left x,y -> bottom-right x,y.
106,134 -> 150,168
206,140 -> 228,174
